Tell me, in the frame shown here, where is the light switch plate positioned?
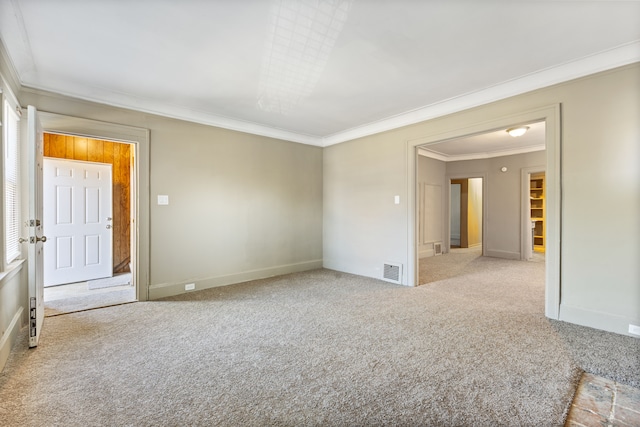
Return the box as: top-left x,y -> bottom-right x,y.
394,195 -> 400,205
157,195 -> 169,205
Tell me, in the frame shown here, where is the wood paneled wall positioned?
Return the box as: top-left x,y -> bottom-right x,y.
43,133 -> 131,274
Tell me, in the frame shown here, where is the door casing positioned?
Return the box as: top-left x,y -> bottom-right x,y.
406,104 -> 561,319
37,113 -> 150,301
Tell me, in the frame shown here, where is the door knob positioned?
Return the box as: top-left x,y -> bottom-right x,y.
36,236 -> 47,243
19,237 -> 29,244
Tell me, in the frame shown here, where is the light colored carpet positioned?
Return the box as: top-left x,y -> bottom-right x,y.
419,247 -> 483,284
2,260 -> 626,426
550,320 -> 640,388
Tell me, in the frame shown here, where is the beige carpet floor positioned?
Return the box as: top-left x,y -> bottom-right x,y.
1,260 -> 637,426
419,247 -> 483,284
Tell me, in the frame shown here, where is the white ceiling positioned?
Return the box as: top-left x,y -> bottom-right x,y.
1,1 -> 639,147
419,121 -> 545,162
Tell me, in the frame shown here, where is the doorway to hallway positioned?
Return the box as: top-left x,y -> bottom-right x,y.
42,133 -> 136,315
450,177 -> 483,250
415,121 -> 546,286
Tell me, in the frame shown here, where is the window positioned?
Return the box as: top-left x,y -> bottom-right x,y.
3,98 -> 20,264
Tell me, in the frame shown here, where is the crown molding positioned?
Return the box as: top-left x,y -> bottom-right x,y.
322,41 -> 640,147
419,144 -> 545,162
0,38 -> 22,104
10,41 -> 640,148
18,85 -> 324,147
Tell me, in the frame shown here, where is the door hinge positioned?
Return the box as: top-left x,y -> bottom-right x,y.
28,219 -> 41,227
30,297 -> 37,337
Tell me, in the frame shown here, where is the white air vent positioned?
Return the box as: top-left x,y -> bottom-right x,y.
434,242 -> 442,256
382,262 -> 403,284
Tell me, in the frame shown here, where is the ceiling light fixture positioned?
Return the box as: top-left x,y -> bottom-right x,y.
506,126 -> 530,137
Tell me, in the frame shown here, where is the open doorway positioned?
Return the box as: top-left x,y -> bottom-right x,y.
416,121 -> 546,285
418,172 -> 485,285
450,177 -> 483,249
407,104 -> 561,318
42,133 -> 136,315
523,170 -> 546,264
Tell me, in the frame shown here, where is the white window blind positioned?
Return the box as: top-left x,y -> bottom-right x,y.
4,99 -> 20,263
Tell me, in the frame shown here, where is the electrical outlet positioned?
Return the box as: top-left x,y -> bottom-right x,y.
185,283 -> 195,291
629,324 -> 640,336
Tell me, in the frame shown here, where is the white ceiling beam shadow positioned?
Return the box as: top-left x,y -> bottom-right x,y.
321,41 -> 640,147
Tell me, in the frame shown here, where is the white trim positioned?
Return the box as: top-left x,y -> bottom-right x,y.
485,249 -> 521,260
148,259 -> 323,300
0,306 -> 23,373
10,42 -> 640,149
0,258 -> 24,286
559,304 -> 640,338
324,42 -> 639,146
419,144 -> 545,162
37,113 -> 150,302
20,87 -> 323,147
407,104 -> 561,320
0,39 -> 22,104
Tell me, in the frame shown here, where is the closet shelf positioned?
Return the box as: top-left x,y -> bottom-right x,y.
530,174 -> 545,253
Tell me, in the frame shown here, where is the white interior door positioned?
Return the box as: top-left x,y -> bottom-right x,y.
26,106 -> 45,347
43,158 -> 113,287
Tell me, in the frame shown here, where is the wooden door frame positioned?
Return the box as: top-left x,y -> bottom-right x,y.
37,112 -> 150,301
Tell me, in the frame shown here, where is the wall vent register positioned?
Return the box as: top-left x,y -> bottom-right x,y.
434,242 -> 443,256
382,262 -> 402,284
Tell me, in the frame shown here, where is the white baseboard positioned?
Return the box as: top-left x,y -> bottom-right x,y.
559,303 -> 640,337
0,307 -> 23,373
149,259 -> 323,299
485,249 -> 520,260
419,248 -> 434,258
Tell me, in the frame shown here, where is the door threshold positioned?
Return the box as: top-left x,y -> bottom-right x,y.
45,300 -> 137,318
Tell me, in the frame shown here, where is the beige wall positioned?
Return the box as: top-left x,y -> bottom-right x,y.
417,151 -> 544,257
445,151 -> 546,259
323,130 -> 407,277
323,63 -> 640,336
417,155 -> 446,257
1,40 -> 638,379
19,89 -> 324,299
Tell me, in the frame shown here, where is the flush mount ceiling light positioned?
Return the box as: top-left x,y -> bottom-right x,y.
506,126 -> 530,137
